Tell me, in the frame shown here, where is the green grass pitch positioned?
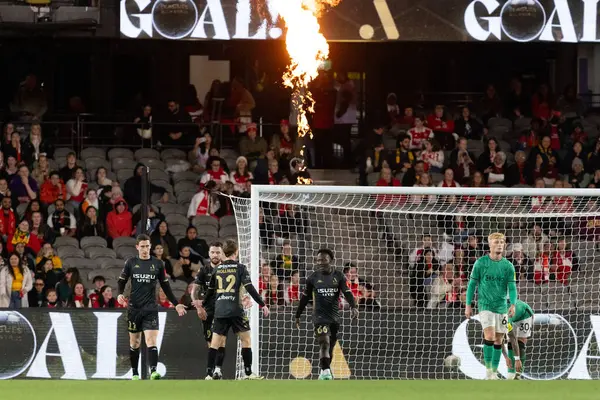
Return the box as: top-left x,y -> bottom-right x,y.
2,380 -> 599,400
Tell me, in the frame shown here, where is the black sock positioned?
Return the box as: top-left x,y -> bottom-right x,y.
148,346 -> 158,373
129,347 -> 140,376
207,347 -> 217,376
216,347 -> 226,368
319,357 -> 331,370
241,347 -> 252,376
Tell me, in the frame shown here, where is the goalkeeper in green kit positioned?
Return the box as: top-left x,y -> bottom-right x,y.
503,299 -> 534,380
465,232 -> 518,380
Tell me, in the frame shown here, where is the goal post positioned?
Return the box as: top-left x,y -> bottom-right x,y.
228,185 -> 600,380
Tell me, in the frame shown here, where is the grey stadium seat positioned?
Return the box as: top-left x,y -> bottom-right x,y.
113,236 -> 136,250
219,225 -> 238,238
165,213 -> 189,227
176,191 -> 196,204
108,148 -> 134,160
193,215 -> 218,228
219,215 -> 237,228
85,246 -> 116,259
174,181 -> 198,194
54,236 -> 79,248
196,225 -> 218,238
56,246 -> 85,259
173,171 -> 199,184
63,257 -> 98,269
159,203 -> 187,216
170,224 -> 188,237
85,157 -> 110,172
16,203 -> 27,218
135,148 -> 160,161
80,236 -> 108,250
87,268 -> 106,281
112,157 -> 138,172
149,169 -> 170,182
81,147 -> 106,160
54,148 -> 75,159
116,246 -> 137,260
117,169 -> 133,183
161,148 -> 187,161
139,158 -> 165,170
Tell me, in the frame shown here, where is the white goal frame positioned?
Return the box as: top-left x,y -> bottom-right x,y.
246,185 -> 600,377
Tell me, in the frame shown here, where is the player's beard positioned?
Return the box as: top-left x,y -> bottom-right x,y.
319,264 -> 333,274
210,258 -> 220,266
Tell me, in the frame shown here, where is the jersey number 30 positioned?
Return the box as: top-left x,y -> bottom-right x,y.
216,275 -> 236,293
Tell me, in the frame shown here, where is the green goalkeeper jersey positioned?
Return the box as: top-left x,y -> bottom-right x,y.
468,255 -> 516,314
510,300 -> 534,323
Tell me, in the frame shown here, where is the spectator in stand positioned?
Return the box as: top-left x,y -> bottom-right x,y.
0,178 -> 11,201
477,137 -> 500,173
24,199 -> 44,223
59,152 -> 79,184
133,104 -> 153,145
44,288 -> 60,308
427,105 -> 455,150
189,133 -> 213,174
56,267 -> 82,304
153,244 -> 174,279
132,204 -> 162,236
454,106 -> 484,139
203,80 -> 222,124
79,206 -> 106,239
179,282 -> 195,309
530,155 -> 547,186
486,152 -> 508,186
88,275 -> 104,306
570,122 -> 588,147
533,242 -> 552,285
30,211 -> 54,246
402,160 -> 425,187
183,84 -> 203,123
396,106 -> 414,127
556,84 -> 585,118
177,226 -> 208,263
542,156 -> 559,186
0,196 -> 16,243
271,120 -> 296,171
589,169 -> 600,188
410,248 -> 438,308
587,138 -> 600,173
8,219 -> 41,253
478,84 -> 503,125
562,142 -> 587,175
1,123 -> 15,151
505,78 -> 531,120
10,165 -> 38,204
508,243 -> 533,281
386,93 -> 400,126
124,163 -> 169,208
267,159 -> 287,185
407,114 -> 434,150
568,157 -> 590,188
334,72 -> 357,169
66,282 -> 91,308
150,220 -> 177,258
411,172 -> 436,205
187,181 -> 219,219
0,252 -> 32,308
532,84 -> 554,121
284,270 -> 301,306
450,138 -> 476,185
258,262 -> 271,298
428,263 -> 458,309
376,167 -> 401,187
408,235 -> 436,268
95,285 -> 120,308
358,122 -> 386,186
47,199 -> 76,238
438,168 -> 460,188
279,204 -> 306,238
28,276 -> 46,307
230,78 -> 255,134
523,224 -> 548,260
200,156 -> 229,188
106,198 -> 132,241
35,243 -> 61,270
15,241 -> 35,275
80,188 -> 99,217
158,287 -> 174,309
4,132 -> 24,165
172,246 -> 200,282
270,239 -> 298,283
419,139 -> 444,173
359,283 -> 382,311
66,167 -> 87,210
95,167 -> 112,187
162,99 -> 193,147
24,124 -> 53,165
239,123 -> 267,166
343,263 -> 361,300
529,135 -> 560,169
389,135 -> 415,177
464,234 -> 484,274
40,171 -> 66,206
31,154 -> 50,186
552,238 -> 579,286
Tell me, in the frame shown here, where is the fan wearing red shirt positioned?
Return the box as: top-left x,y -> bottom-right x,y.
376,168 -> 403,207
287,270 -> 300,305
427,105 -> 456,150
343,264 -> 361,301
407,115 -> 434,150
551,238 -> 578,286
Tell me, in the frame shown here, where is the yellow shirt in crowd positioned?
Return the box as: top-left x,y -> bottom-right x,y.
11,267 -> 23,292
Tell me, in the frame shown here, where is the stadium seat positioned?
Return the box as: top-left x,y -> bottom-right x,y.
149,169 -> 169,182
103,266 -> 123,280
58,158 -> 85,170
86,247 -> 117,259
161,148 -> 186,161
367,173 -> 379,186
514,117 -> 531,133
116,246 -> 137,260
85,157 -> 110,172
112,157 -> 138,172
219,215 -> 236,228
54,236 -> 79,248
56,246 -> 85,259
173,171 -> 199,184
64,257 -> 98,269
135,148 -> 160,161
164,158 -> 191,171
174,181 -> 198,194
54,148 -> 75,159
87,268 -> 106,281
152,193 -> 176,205
112,236 -> 136,250
165,213 -> 189,227
80,236 -> 108,250
96,257 -> 120,270
152,180 -> 173,193
196,225 -> 218,238
80,147 -> 106,160
176,191 -> 196,204
108,148 -> 134,160
193,215 -> 219,228
170,224 -> 188,237
219,225 -> 238,238
139,158 -> 165,170
158,203 -> 187,216
16,203 -> 28,218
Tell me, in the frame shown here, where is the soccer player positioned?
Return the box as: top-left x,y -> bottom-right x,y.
117,234 -> 187,380
465,232 -> 517,380
198,239 -> 269,380
503,299 -> 534,380
295,249 -> 359,380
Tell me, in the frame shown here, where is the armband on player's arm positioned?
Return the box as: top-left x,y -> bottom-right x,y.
159,279 -> 179,307
244,283 -> 266,307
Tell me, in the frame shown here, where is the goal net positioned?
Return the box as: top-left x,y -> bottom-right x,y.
230,185 -> 600,380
